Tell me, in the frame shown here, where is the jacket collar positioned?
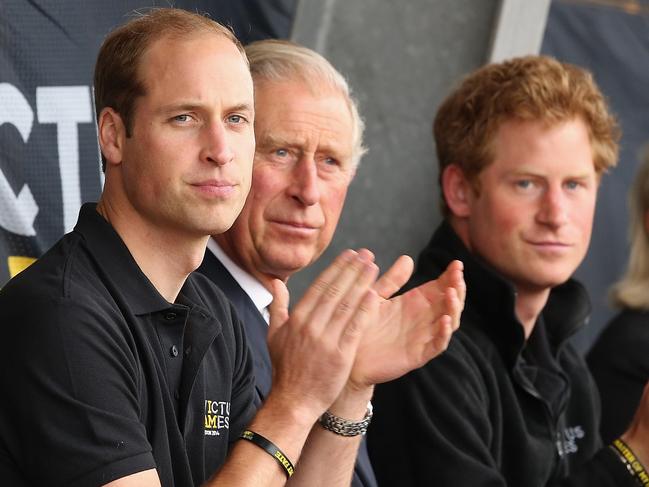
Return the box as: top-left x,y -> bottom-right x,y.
206,238 -> 272,318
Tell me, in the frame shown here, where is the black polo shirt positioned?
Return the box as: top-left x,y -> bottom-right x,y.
0,203 -> 256,486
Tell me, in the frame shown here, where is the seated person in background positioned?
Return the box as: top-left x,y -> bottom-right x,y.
588,146 -> 649,443
0,9 -> 464,486
369,55 -> 649,486
198,39 -> 465,487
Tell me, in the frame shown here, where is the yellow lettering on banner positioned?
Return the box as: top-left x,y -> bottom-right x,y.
8,256 -> 37,278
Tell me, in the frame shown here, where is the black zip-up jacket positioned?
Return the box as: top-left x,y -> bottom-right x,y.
368,222 -> 633,487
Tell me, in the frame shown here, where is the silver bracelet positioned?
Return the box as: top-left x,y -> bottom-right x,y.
318,401 -> 373,436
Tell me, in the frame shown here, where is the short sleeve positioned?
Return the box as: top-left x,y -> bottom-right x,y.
0,296 -> 156,485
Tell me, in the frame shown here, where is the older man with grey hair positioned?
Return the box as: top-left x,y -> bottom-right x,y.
198,39 -> 464,486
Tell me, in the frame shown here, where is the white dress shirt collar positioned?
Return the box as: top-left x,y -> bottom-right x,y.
206,238 -> 273,321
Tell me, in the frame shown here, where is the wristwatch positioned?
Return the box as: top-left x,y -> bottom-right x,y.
318,401 -> 373,436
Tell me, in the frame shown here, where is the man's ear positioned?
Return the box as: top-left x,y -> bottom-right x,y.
442,164 -> 472,218
98,107 -> 126,167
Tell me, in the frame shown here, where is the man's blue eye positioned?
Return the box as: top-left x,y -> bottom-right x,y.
275,149 -> 288,157
228,115 -> 243,123
566,181 -> 579,190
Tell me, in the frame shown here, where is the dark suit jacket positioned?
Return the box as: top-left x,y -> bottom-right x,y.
197,249 -> 378,487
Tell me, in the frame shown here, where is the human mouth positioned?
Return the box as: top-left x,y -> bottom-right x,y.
270,219 -> 320,237
191,179 -> 237,198
527,240 -> 572,254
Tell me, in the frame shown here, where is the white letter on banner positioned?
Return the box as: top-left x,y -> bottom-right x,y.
37,86 -> 92,232
0,83 -> 38,236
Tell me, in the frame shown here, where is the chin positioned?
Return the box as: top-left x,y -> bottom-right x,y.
264,256 -> 313,278
527,273 -> 574,291
266,244 -> 318,268
510,265 -> 576,293
201,222 -> 234,237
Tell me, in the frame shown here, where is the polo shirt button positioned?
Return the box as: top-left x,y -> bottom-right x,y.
165,312 -> 177,321
170,345 -> 179,357
184,346 -> 192,357
174,390 -> 180,400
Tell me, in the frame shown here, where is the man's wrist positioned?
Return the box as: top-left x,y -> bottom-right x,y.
244,393 -> 321,470
610,437 -> 649,486
319,401 -> 373,436
261,391 -> 324,429
621,432 -> 649,474
327,383 -> 374,420
240,430 -> 295,478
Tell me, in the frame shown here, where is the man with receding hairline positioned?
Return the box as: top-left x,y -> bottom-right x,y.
0,9 -> 465,487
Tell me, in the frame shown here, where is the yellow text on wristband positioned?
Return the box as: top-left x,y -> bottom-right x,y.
610,438 -> 649,486
240,430 -> 295,478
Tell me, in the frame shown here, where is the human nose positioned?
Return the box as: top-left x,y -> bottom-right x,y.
537,185 -> 568,227
200,122 -> 234,166
289,156 -> 320,206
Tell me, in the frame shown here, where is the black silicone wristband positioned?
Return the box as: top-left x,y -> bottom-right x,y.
610,438 -> 649,486
240,430 -> 295,478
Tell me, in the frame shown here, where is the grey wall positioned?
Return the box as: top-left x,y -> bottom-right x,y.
286,0 -> 640,357
542,1 -> 649,353
287,0 -> 501,303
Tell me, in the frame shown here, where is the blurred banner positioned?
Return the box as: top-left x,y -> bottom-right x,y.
0,0 -> 296,285
542,0 -> 649,350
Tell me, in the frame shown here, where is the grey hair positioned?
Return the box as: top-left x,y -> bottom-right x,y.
245,39 -> 367,170
610,145 -> 649,310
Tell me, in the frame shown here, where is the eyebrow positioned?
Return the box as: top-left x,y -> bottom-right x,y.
507,170 -> 596,182
226,102 -> 254,114
259,132 -> 350,157
258,133 -> 297,149
157,101 -> 254,115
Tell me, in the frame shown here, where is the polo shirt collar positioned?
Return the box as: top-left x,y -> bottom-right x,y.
73,203 -> 177,315
206,238 -> 273,316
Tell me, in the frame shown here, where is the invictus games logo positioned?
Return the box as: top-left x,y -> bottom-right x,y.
204,400 -> 230,436
556,425 -> 585,457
